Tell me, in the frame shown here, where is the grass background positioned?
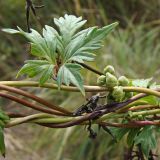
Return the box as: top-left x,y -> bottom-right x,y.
0,0 -> 160,159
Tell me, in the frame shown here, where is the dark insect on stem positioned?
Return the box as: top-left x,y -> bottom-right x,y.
25,0 -> 44,32
73,93 -> 103,116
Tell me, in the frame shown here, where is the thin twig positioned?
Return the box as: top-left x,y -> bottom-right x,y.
75,61 -> 103,75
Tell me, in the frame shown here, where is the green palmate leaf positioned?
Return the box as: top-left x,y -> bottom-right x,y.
54,14 -> 87,46
134,126 -> 156,158
19,27 -> 57,63
132,78 -> 153,88
0,127 -> 5,157
127,128 -> 141,147
17,60 -> 54,85
3,15 -> 118,94
57,63 -> 85,95
3,27 -> 57,63
109,127 -> 130,141
64,22 -> 118,62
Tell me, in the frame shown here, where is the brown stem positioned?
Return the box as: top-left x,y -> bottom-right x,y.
0,84 -> 71,115
39,111 -> 101,128
75,61 -> 103,75
6,112 -> 28,118
100,120 -> 160,128
0,92 -> 67,116
127,105 -> 158,112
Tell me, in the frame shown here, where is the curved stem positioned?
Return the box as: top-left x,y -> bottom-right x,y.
123,86 -> 160,98
0,81 -> 159,98
75,62 -> 103,75
126,105 -> 158,112
6,113 -> 54,127
132,108 -> 160,117
6,107 -> 160,128
100,121 -> 160,128
0,92 -> 67,116
6,112 -> 28,118
0,84 -> 71,115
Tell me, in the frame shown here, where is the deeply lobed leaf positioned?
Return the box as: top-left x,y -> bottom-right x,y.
2,14 -> 118,94
17,60 -> 54,85
57,63 -> 85,95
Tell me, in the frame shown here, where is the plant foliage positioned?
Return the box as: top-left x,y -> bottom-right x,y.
2,14 -> 118,95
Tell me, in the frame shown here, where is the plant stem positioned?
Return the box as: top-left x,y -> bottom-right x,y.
75,61 -> 103,75
0,81 -> 160,97
127,105 -> 158,112
0,92 -> 67,116
6,112 -> 27,118
132,108 -> 160,117
0,84 -> 71,115
6,113 -> 54,127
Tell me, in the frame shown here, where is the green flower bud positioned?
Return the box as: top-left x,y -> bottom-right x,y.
97,75 -> 106,86
112,86 -> 125,102
106,72 -> 118,88
118,76 -> 129,86
103,65 -> 115,75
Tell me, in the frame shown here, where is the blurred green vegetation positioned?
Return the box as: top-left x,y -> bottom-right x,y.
0,0 -> 160,159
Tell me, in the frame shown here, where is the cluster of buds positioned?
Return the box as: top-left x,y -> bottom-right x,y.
97,65 -> 131,102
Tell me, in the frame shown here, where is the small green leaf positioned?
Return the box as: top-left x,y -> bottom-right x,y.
0,127 -> 5,157
17,60 -> 54,84
109,127 -> 130,141
134,126 -> 156,158
2,28 -> 19,34
132,78 -> 153,88
54,14 -> 87,46
64,22 -> 118,63
39,65 -> 54,85
127,128 -> 140,147
30,43 -> 46,58
57,63 -> 85,95
43,25 -> 57,62
0,111 -> 9,121
17,60 -> 49,77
